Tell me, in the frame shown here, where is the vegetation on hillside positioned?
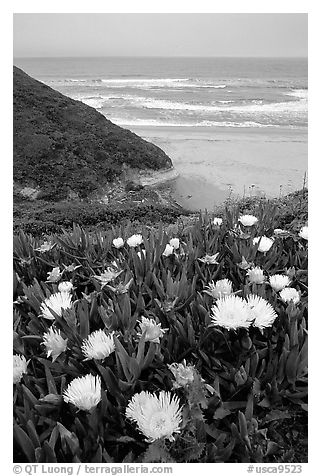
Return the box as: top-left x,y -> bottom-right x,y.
13,67 -> 172,201
13,188 -> 308,238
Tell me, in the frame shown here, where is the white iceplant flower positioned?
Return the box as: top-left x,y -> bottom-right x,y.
42,327 -> 68,362
35,241 -> 56,253
93,266 -> 122,287
58,281 -> 73,293
125,391 -> 182,442
163,244 -> 174,257
137,317 -> 167,343
239,215 -> 258,226
246,294 -> 278,330
168,360 -> 196,389
298,226 -> 308,240
269,274 -> 291,292
204,279 -> 233,299
198,252 -> 220,265
63,374 -> 102,412
40,292 -> 73,320
113,237 -> 124,249
127,234 -> 143,247
212,217 -> 223,226
273,228 -> 288,236
13,355 -> 28,384
253,236 -> 274,253
246,267 -> 266,284
81,330 -> 115,360
211,295 -> 253,330
46,267 -> 62,283
169,238 -> 180,250
279,287 -> 300,305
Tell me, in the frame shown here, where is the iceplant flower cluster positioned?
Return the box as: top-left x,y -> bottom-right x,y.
93,264 -> 123,287
253,236 -> 274,253
211,294 -> 278,331
298,226 -> 308,240
40,292 -> 73,320
204,279 -> 233,299
82,330 -> 115,360
247,267 -> 266,284
168,360 -> 196,389
127,234 -> 143,247
269,274 -> 291,292
58,281 -> 73,293
239,215 -> 258,227
107,278 -> 133,295
13,355 -> 28,384
163,244 -> 174,257
246,295 -> 278,331
137,317 -> 167,343
46,267 -> 62,283
42,327 -> 68,362
212,217 -> 223,226
35,241 -> 56,253
63,374 -> 101,412
112,237 -> 124,249
279,287 -> 300,305
169,238 -> 180,250
198,252 -> 220,265
126,391 -> 182,442
211,295 -> 253,330
273,228 -> 289,237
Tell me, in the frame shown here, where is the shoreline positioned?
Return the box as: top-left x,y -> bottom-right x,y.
124,124 -> 308,210
132,166 -> 180,187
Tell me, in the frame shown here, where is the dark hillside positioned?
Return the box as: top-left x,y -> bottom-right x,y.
13,66 -> 172,200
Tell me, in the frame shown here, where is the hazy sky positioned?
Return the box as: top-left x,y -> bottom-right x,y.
13,13 -> 307,58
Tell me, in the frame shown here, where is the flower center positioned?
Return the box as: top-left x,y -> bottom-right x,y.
149,412 -> 169,436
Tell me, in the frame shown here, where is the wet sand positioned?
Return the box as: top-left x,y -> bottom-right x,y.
127,125 -> 308,210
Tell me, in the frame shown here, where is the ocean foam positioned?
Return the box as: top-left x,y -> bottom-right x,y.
108,94 -> 308,115
284,89 -> 308,99
54,77 -> 228,89
108,117 -> 284,128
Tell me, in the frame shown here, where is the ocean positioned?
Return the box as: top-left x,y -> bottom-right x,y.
14,57 -> 308,209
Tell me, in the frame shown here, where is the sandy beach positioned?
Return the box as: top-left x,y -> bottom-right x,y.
127,125 -> 308,210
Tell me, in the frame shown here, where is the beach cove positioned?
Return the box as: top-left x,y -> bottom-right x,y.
127,124 -> 308,210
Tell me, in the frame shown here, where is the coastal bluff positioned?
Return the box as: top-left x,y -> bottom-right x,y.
13,66 -> 173,201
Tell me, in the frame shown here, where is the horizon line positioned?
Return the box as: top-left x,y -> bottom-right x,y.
13,55 -> 308,60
